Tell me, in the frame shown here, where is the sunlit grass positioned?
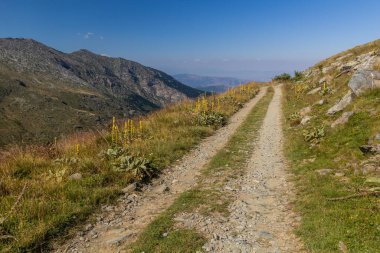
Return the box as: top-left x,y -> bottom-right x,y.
283,77 -> 380,252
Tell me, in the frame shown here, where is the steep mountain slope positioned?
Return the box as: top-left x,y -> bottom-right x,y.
0,38 -> 202,146
282,39 -> 380,252
173,74 -> 246,92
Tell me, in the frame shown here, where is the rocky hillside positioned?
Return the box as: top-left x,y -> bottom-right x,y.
282,39 -> 380,251
0,38 -> 202,146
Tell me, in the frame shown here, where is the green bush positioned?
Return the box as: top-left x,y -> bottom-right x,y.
105,147 -> 157,181
196,111 -> 226,128
273,73 -> 291,81
293,71 -> 303,81
302,126 -> 325,143
273,71 -> 303,82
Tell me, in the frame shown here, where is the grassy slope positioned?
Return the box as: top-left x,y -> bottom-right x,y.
283,41 -> 380,252
129,87 -> 274,252
0,83 -> 260,252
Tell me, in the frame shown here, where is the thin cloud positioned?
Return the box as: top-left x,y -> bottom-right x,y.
84,32 -> 94,39
100,36 -> 104,40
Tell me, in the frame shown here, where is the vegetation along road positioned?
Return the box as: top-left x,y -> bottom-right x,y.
53,85 -> 305,253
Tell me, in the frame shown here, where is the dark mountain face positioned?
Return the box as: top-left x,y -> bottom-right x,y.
0,38 -> 202,146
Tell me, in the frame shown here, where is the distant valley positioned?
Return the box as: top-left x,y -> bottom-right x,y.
173,74 -> 247,93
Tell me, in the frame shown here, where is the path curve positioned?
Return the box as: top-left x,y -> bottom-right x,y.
53,87 -> 268,253
202,85 -> 304,252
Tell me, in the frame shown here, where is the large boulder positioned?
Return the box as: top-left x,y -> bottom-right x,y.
348,70 -> 380,96
327,91 -> 355,115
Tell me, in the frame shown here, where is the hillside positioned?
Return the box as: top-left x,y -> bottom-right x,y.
173,74 -> 246,93
282,39 -> 380,252
0,38 -> 202,147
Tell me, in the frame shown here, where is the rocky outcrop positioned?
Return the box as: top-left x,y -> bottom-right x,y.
348,69 -> 380,95
327,91 -> 356,115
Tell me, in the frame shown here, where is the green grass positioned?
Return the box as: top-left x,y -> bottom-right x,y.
129,87 -> 274,253
283,82 -> 380,252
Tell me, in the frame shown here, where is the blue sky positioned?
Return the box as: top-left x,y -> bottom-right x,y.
1,0 -> 380,80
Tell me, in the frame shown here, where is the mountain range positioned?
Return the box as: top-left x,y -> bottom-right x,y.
0,38 -> 202,146
173,74 -> 247,93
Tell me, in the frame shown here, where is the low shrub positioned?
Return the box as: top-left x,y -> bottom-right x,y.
196,111 -> 226,128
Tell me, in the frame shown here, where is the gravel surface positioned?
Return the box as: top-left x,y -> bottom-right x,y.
201,85 -> 305,252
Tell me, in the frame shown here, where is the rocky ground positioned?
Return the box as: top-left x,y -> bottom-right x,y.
52,88 -> 268,253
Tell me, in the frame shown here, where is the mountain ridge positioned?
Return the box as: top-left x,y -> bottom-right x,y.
0,38 -> 202,146
173,73 -> 247,92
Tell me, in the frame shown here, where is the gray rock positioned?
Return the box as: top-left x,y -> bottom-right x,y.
359,145 -> 380,154
299,106 -> 311,116
340,60 -> 359,72
314,99 -> 326,106
316,169 -> 332,176
122,183 -> 136,194
327,91 -> 355,115
331,111 -> 354,128
307,87 -> 321,95
68,173 -> 82,180
300,116 -> 311,125
348,70 -> 380,96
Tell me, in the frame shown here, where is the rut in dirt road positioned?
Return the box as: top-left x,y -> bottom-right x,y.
202,85 -> 304,253
53,88 -> 268,253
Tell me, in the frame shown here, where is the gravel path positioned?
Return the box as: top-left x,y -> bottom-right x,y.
200,85 -> 304,252
52,87 -> 267,253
